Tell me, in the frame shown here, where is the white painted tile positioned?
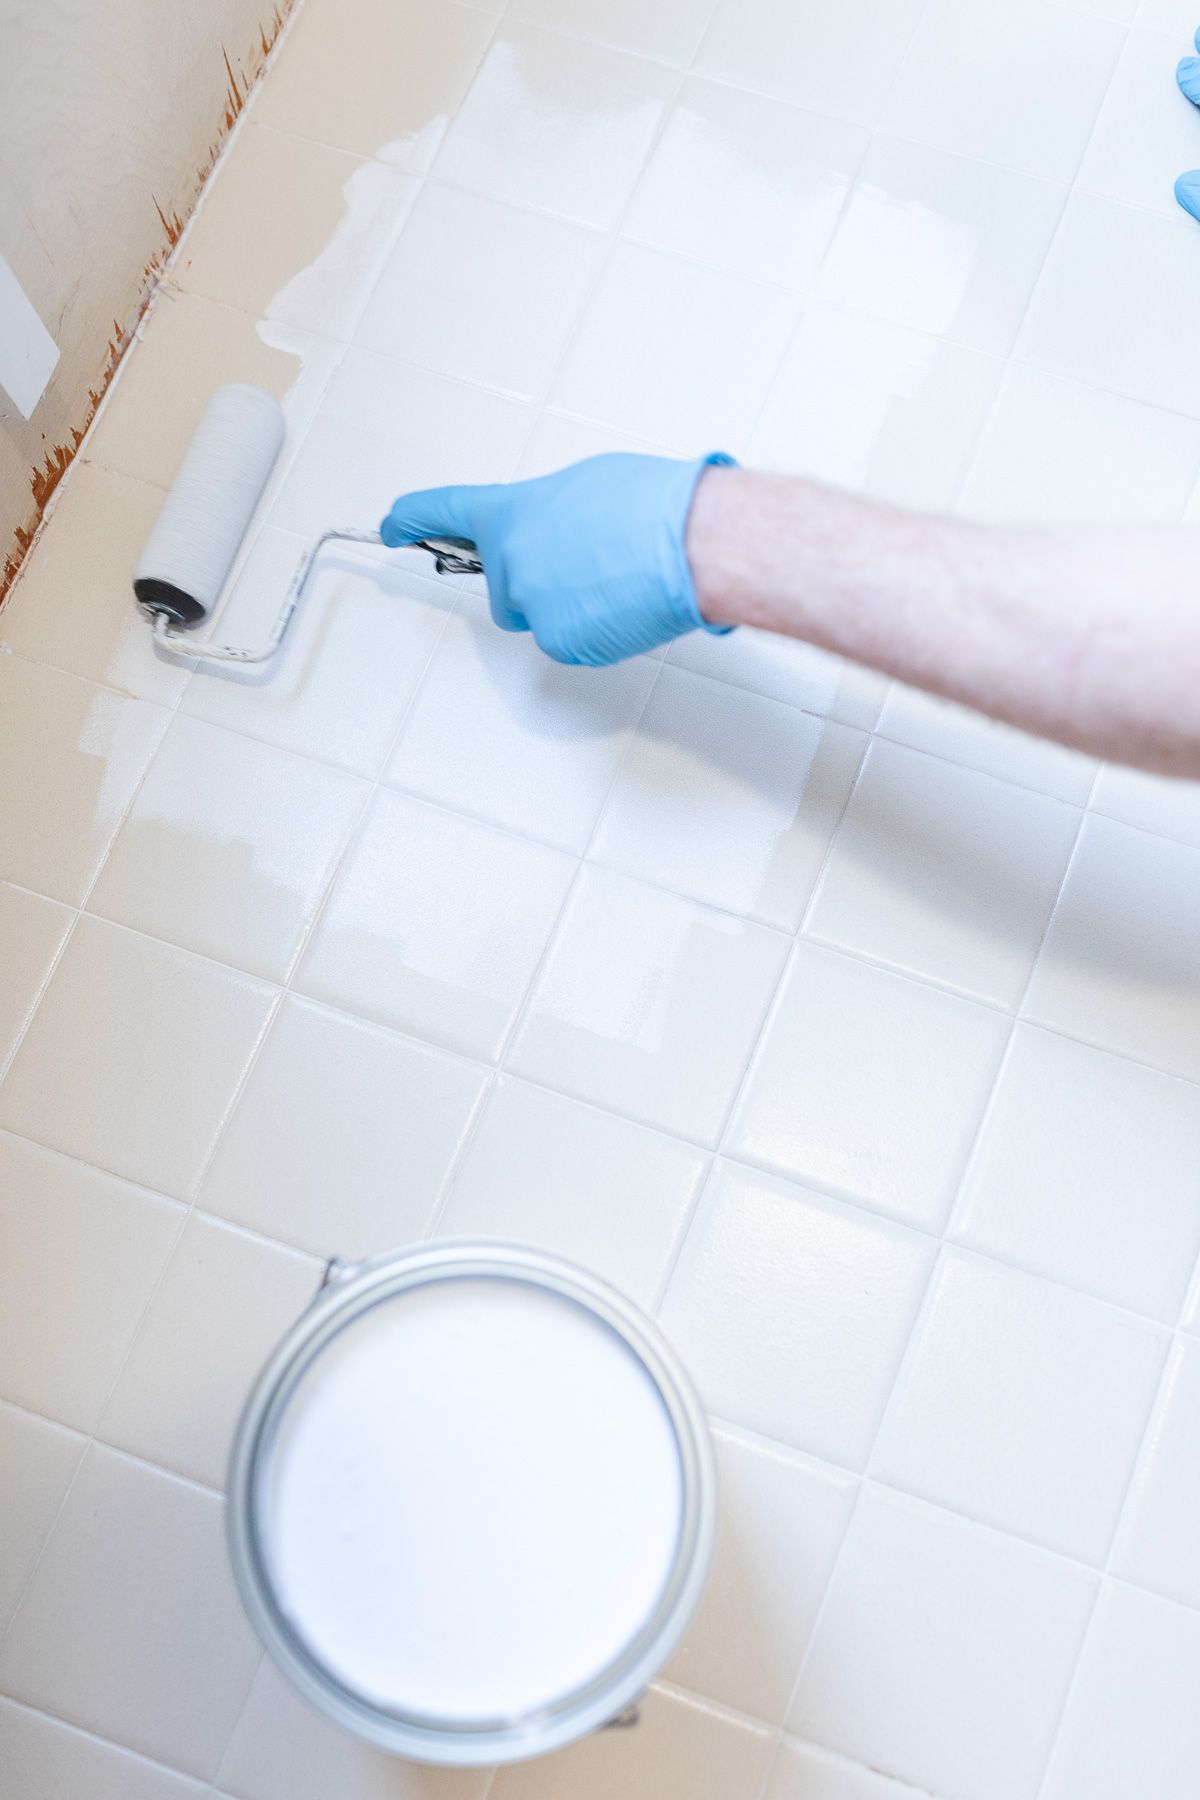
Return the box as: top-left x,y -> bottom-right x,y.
792,1486 -> 1096,1800
1113,1338 -> 1200,1607
433,23 -> 675,227
550,242 -> 802,454
0,883 -> 72,1077
1078,28 -> 1199,214
99,1214 -> 318,1489
728,942 -> 1009,1231
667,1426 -> 857,1723
507,0 -> 716,62
295,790 -> 575,1060
1090,759 -> 1200,849
0,915 -> 276,1197
217,1660 -> 490,1800
514,410 -> 670,476
1023,814 -> 1200,1081
438,1077 -> 705,1306
182,529 -> 453,779
0,1697 -> 207,1800
0,1132 -> 181,1431
659,1161 -> 935,1465
807,740 -> 1080,1007
0,463 -> 193,705
1016,191 -> 1200,417
386,592 -> 657,852
201,995 -> 486,1261
876,683 -> 1097,801
507,866 -> 789,1143
592,669 -> 865,928
1043,1582 -> 1200,1800
0,1406 -> 85,1631
816,134 -> 1067,356
0,658 -> 169,906
959,363 -> 1200,525
1137,0 -> 1200,28
0,1447 -> 260,1780
489,1683 -> 776,1800
668,628 -> 886,732
269,351 -> 531,540
954,1025 -> 1200,1320
883,0 -> 1126,182
748,307 -> 1004,511
767,1738 -> 934,1800
357,183 -> 604,403
695,0 -> 926,126
873,1251 -> 1167,1562
89,715 -> 367,983
626,78 -> 869,292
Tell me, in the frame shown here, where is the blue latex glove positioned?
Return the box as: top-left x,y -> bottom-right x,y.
380,451 -> 736,666
1176,29 -> 1200,218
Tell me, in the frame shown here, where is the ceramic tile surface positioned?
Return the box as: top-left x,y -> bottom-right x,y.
4,0 -> 1200,1791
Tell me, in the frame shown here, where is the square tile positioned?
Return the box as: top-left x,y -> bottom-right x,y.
1113,1338 -> 1200,1608
0,914 -> 276,1196
876,682 -> 1097,802
882,0 -> 1126,182
438,1077 -> 706,1306
767,1738 -> 931,1800
508,866 -> 789,1143
791,1486 -> 1096,1800
507,0 -> 716,62
201,995 -> 487,1260
816,135 -> 1067,356
0,463 -> 193,705
0,883 -> 72,1077
489,1684 -> 775,1800
0,1132 -> 182,1430
1090,759 -> 1200,850
807,740 -> 1081,1007
0,1406 -> 85,1631
1023,814 -> 1200,1081
625,78 -> 868,292
0,658 -> 169,906
959,363 -> 1200,525
217,1660 -> 490,1800
253,0 -> 497,170
357,183 -> 605,402
667,629 -> 886,732
89,715 -> 368,982
386,592 -> 657,852
433,23 -> 676,227
667,1426 -> 857,1722
659,1161 -> 935,1465
295,790 -> 575,1060
1077,27 -> 1199,215
0,1698 -> 206,1800
175,124 -> 420,336
873,1250 -> 1168,1562
268,351 -> 532,538
181,527 -> 453,777
98,1213 -> 318,1488
953,1024 -> 1200,1320
1015,191 -> 1200,417
695,0 -> 925,126
748,307 -> 1004,511
590,667 -> 867,929
550,242 -> 802,453
728,941 -> 1009,1231
1043,1582 -> 1200,1800
0,1446 -> 260,1780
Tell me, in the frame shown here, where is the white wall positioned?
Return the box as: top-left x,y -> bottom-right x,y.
0,0 -> 295,600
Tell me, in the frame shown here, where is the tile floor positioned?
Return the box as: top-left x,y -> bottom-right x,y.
3,0 -> 1200,1794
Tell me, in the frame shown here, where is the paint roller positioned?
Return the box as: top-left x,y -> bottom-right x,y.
133,383 -> 481,666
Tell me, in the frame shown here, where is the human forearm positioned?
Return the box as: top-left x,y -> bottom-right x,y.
688,467 -> 1200,778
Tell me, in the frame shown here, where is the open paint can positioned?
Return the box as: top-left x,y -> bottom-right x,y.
227,1240 -> 716,1765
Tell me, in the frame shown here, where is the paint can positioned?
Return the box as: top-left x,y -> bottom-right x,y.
227,1240 -> 716,1765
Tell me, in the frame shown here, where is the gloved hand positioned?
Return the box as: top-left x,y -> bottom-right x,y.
1176,30 -> 1200,218
380,451 -> 736,666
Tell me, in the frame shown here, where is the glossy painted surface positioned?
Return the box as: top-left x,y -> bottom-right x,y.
3,0 -> 1200,1792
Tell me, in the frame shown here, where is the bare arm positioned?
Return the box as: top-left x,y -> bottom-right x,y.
688,467 -> 1200,779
